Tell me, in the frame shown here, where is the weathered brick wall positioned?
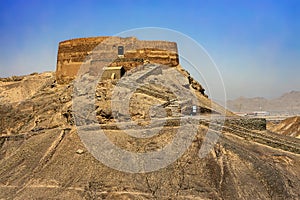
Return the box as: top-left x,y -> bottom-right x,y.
56,36 -> 179,83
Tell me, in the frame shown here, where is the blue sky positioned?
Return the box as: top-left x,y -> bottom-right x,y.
0,0 -> 299,99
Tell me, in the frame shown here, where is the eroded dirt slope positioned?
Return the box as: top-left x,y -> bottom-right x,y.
0,72 -> 299,199
268,116 -> 300,138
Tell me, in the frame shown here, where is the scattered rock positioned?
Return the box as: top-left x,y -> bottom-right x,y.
76,149 -> 84,154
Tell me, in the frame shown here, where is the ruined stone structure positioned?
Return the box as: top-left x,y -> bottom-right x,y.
101,66 -> 125,80
56,36 -> 179,83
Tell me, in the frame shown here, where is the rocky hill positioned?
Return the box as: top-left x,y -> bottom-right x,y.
227,91 -> 300,114
0,36 -> 300,199
268,116 -> 300,139
0,70 -> 300,199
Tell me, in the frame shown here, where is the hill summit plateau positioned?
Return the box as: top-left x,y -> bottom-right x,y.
0,36 -> 299,199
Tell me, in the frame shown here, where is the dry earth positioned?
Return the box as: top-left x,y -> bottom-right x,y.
268,116 -> 300,139
0,70 -> 300,200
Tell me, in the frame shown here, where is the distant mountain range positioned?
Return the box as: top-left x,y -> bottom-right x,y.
227,91 -> 300,114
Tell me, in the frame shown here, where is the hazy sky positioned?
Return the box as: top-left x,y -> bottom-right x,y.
0,0 -> 299,100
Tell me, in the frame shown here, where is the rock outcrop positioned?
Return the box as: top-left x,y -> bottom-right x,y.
0,71 -> 300,199
268,116 -> 300,138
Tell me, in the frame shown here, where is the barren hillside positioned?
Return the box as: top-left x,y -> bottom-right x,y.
268,116 -> 300,139
0,69 -> 300,199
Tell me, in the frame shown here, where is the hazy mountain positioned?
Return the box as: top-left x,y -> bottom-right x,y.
227,91 -> 300,114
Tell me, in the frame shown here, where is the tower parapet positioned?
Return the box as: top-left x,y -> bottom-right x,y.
56,36 -> 179,83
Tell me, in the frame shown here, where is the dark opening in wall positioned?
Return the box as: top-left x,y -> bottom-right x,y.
118,46 -> 124,56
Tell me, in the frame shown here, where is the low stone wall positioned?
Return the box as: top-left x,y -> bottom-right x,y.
225,118 -> 267,131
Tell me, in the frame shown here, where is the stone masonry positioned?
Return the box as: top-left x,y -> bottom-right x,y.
56,36 -> 179,83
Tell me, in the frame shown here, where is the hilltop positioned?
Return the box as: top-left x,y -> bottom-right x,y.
0,36 -> 300,199
0,70 -> 299,199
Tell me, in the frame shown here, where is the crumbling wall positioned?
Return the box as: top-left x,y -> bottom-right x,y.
56,36 -> 179,83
